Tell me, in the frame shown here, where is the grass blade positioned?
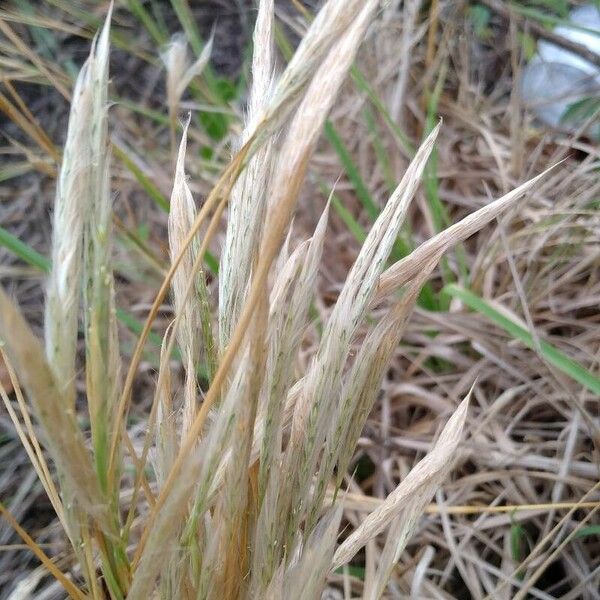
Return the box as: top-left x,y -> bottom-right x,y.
0,226 -> 50,272
444,284 -> 600,395
324,121 -> 379,220
0,226 -> 169,354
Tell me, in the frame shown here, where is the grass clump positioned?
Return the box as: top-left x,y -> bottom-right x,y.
0,1 -> 554,598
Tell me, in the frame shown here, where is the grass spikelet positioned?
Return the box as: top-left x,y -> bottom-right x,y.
332,393 -> 471,570
129,350 -> 250,599
375,166 -> 558,302
265,0 -> 374,127
251,206 -> 330,594
162,32 -> 213,152
258,203 -> 329,500
309,256 -> 442,532
283,503 -> 343,600
153,327 -> 177,487
168,117 -> 201,437
218,0 -> 273,350
209,297 -> 269,597
81,10 -> 121,497
44,6 -> 112,411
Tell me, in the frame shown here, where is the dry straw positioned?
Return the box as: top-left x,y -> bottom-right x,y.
0,1 -> 555,598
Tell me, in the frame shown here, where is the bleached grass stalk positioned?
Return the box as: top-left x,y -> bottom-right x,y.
364,394 -> 471,600
0,353 -> 65,530
307,255 -> 442,534
129,4 -> 381,584
0,1 -> 558,599
258,203 -> 329,500
108,0 -> 375,458
375,167 -> 556,302
251,205 -> 329,595
215,170 -> 554,500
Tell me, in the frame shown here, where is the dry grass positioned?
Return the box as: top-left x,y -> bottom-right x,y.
0,1 -> 599,599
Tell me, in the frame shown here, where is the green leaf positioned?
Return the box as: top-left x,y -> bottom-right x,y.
517,32 -> 537,61
521,0 -> 569,19
444,284 -> 600,395
324,184 -> 438,311
127,0 -> 167,45
200,111 -> 230,141
323,122 -> 413,262
330,192 -> 367,244
510,521 -> 527,562
334,565 -> 366,580
169,0 -> 204,57
423,62 -> 468,291
363,107 -> 396,193
350,67 -> 414,157
469,5 -> 492,38
560,96 -> 600,124
509,3 -> 599,34
214,77 -> 238,102
110,141 -> 219,275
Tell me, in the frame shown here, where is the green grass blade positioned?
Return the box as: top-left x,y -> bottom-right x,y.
509,3 -> 599,34
423,62 -> 469,290
115,97 -> 170,126
168,0 -> 229,104
350,67 -> 414,157
111,141 -> 219,274
127,0 -> 167,45
276,17 -> 437,309
573,525 -> 600,540
330,191 -> 367,243
423,64 -> 452,307
363,106 -> 396,193
324,186 -> 438,311
274,18 -> 414,157
169,0 -> 205,59
324,121 -> 379,221
13,0 -> 79,77
0,226 -> 165,352
444,284 -> 600,395
323,123 -> 413,261
113,144 -> 170,212
0,225 -> 51,272
423,62 -> 450,234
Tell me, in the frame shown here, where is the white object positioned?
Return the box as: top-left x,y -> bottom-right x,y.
520,5 -> 600,129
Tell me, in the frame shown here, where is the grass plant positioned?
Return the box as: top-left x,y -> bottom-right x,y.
0,1 -> 597,598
